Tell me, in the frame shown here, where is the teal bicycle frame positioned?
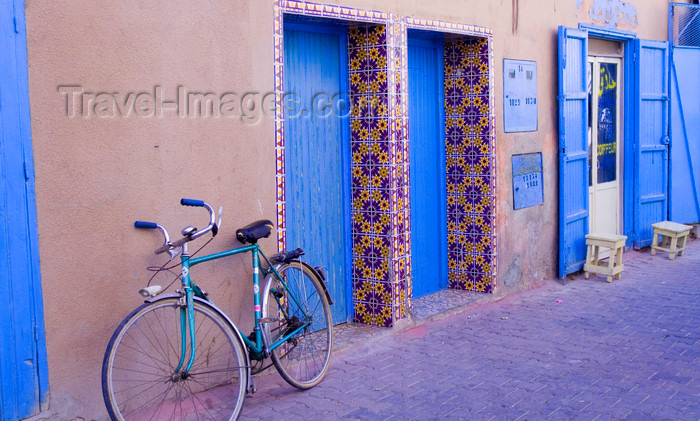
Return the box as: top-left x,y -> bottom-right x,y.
174,241 -> 311,373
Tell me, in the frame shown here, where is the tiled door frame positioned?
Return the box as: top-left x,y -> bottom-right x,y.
273,0 -> 497,327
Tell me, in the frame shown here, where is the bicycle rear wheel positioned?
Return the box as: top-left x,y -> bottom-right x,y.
102,297 -> 248,421
263,261 -> 333,389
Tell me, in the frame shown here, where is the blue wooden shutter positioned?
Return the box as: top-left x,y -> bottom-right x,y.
557,27 -> 589,279
634,40 -> 670,246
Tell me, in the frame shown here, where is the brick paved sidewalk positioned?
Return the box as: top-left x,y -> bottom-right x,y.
241,239 -> 700,420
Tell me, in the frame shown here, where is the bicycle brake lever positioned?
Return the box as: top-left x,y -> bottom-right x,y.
166,246 -> 181,259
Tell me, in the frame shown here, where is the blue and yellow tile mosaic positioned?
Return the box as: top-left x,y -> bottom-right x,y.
441,35 -> 497,294
348,23 -> 409,327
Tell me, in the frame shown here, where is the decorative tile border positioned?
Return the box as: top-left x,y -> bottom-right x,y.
273,3 -> 286,252
282,0 -> 387,23
388,15 -> 412,322
405,17 -> 493,36
273,0 -> 497,326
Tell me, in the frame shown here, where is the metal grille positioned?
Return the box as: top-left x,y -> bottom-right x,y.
671,3 -> 700,47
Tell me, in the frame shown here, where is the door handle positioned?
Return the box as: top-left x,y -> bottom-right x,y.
661,136 -> 670,145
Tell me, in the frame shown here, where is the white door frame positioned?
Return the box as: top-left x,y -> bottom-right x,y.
588,55 -> 622,235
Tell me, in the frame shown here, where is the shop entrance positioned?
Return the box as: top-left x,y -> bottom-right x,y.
558,25 -> 669,278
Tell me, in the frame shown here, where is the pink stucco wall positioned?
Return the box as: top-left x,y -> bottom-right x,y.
24,0 -> 677,418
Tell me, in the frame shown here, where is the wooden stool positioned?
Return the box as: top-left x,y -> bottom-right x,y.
584,233 -> 627,283
651,221 -> 692,260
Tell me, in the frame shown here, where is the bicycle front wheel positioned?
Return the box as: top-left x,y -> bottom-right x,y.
102,297 -> 248,421
263,261 -> 333,389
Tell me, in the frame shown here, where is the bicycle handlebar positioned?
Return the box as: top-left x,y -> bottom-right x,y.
184,199 -> 217,242
135,199 -> 221,256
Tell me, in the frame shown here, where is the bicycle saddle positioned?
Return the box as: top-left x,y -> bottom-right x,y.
236,220 -> 274,244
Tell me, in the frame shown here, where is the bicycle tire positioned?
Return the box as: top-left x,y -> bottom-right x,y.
102,297 -> 248,420
263,261 -> 333,389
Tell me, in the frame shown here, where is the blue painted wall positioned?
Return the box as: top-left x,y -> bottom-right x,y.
670,47 -> 700,224
407,34 -> 446,298
0,0 -> 49,419
283,21 -> 351,323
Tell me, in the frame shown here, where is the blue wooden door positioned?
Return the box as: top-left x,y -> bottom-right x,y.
408,36 -> 446,298
670,46 -> 700,223
0,1 -> 49,419
557,27 -> 589,278
284,23 -> 350,323
635,39 -> 669,246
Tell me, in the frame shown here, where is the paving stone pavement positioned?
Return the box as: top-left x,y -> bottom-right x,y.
240,239 -> 700,420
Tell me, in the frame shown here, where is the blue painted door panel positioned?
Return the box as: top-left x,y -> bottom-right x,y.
557,26 -> 589,278
670,47 -> 700,224
408,36 -> 446,298
284,24 -> 350,323
1,1 -> 49,419
635,39 -> 669,247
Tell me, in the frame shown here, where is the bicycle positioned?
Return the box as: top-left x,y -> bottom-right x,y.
101,199 -> 333,420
